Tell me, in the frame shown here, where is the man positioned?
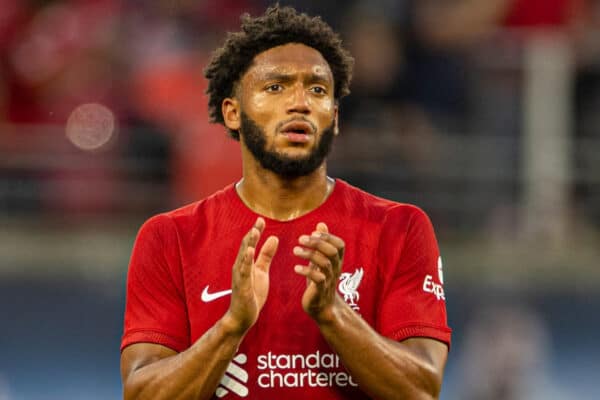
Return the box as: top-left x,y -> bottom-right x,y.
120,5 -> 451,400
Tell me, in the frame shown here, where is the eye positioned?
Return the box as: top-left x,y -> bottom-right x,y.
265,84 -> 283,92
310,86 -> 327,95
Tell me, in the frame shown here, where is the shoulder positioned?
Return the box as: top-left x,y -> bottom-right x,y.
138,183 -> 237,237
335,179 -> 432,227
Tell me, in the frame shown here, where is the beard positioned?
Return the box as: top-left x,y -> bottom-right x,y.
239,112 -> 335,178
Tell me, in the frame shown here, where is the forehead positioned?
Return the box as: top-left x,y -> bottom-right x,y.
244,43 -> 333,81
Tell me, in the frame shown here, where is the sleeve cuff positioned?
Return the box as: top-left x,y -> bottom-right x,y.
386,324 -> 452,349
121,329 -> 189,353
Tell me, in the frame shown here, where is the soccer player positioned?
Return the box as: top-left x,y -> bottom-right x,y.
120,5 -> 451,400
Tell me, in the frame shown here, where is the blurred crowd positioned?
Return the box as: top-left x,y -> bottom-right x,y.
1,0 -> 600,232
1,2 -> 599,399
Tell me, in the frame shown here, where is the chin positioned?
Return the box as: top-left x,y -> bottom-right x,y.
274,147 -> 313,159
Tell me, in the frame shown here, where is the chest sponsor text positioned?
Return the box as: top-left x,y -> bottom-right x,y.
256,351 -> 358,389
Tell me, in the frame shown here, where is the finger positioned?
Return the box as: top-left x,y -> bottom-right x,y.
298,235 -> 338,258
234,229 -> 251,266
234,218 -> 262,270
293,246 -> 333,271
255,236 -> 279,272
316,222 -> 328,233
247,217 -> 265,249
311,230 -> 345,252
312,222 -> 345,271
238,218 -> 263,256
294,264 -> 326,284
254,217 -> 266,234
240,245 -> 256,277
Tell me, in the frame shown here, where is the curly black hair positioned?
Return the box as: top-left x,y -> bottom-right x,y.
204,5 -> 354,140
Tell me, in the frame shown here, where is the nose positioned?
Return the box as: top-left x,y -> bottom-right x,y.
286,83 -> 310,114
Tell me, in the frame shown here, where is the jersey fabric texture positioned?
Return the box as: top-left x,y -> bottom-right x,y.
121,179 -> 451,399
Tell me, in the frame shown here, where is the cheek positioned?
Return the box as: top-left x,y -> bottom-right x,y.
246,92 -> 271,112
320,99 -> 335,115
241,93 -> 281,137
243,93 -> 275,125
316,99 -> 336,124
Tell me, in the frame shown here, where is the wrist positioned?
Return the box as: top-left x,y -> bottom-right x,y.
313,295 -> 346,326
220,311 -> 250,338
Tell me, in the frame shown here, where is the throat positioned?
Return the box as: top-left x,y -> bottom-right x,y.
236,176 -> 334,221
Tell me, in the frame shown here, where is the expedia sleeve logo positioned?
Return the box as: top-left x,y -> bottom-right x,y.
422,257 -> 445,301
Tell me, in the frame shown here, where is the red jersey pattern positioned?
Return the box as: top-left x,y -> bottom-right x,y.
121,179 -> 451,399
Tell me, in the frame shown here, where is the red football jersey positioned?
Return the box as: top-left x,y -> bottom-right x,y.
121,179 -> 451,399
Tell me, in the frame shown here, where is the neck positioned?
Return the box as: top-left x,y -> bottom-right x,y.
236,157 -> 334,221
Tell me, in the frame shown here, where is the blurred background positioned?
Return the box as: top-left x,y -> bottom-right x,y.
1,0 -> 599,399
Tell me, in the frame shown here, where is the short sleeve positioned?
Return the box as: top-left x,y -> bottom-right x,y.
121,214 -> 190,353
376,206 -> 451,347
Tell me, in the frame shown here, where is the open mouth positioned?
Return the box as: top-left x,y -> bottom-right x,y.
280,121 -> 314,143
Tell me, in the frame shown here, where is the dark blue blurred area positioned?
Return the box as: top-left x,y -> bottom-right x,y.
0,277 -> 124,399
443,287 -> 599,399
0,278 -> 597,399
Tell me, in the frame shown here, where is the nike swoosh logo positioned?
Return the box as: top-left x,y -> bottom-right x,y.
201,286 -> 232,302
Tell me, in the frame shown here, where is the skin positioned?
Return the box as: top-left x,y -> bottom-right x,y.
121,43 -> 448,399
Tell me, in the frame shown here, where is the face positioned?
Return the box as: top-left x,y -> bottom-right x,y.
240,111 -> 335,178
223,43 -> 339,177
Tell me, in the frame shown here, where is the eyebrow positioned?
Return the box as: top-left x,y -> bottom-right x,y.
261,71 -> 332,85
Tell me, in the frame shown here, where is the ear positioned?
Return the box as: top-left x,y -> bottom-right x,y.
333,104 -> 340,136
222,97 -> 241,131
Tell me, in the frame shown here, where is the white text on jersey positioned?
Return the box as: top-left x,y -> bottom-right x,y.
422,275 -> 445,300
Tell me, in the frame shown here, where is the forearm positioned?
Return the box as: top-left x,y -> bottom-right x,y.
124,315 -> 245,400
317,297 -> 442,400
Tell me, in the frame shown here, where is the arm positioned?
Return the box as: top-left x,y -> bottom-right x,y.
293,223 -> 448,399
121,319 -> 244,400
121,218 -> 278,400
316,297 -> 447,399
